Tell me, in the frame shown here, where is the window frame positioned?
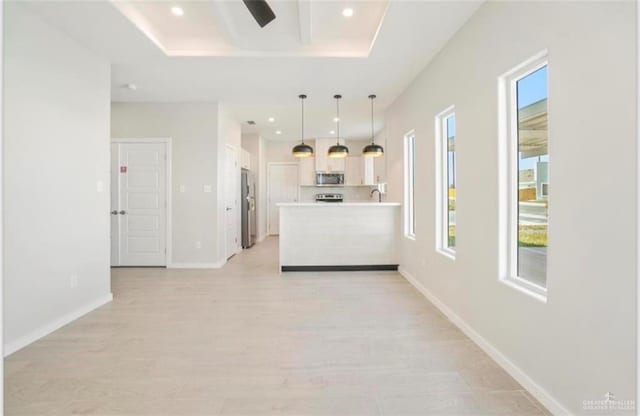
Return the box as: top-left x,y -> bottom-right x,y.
498,50 -> 549,302
435,106 -> 456,259
404,131 -> 416,240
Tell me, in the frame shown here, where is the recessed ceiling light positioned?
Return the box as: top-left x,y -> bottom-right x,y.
342,8 -> 354,17
333,117 -> 340,122
123,83 -> 137,91
268,117 -> 275,122
330,130 -> 335,135
171,6 -> 184,16
276,130 -> 282,135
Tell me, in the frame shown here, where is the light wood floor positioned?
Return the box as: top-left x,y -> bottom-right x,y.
5,237 -> 549,415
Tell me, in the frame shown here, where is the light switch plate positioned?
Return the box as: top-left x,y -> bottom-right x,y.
179,185 -> 186,193
96,181 -> 104,193
203,185 -> 212,193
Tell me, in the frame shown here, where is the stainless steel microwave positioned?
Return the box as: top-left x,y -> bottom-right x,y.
316,172 -> 344,186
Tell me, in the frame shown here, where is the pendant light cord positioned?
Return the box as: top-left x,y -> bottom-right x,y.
336,97 -> 340,145
371,96 -> 374,144
369,94 -> 377,145
301,96 -> 305,144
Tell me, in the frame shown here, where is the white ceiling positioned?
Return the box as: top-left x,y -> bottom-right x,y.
111,0 -> 389,58
22,0 -> 483,141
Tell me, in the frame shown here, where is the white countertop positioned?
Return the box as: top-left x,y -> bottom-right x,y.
277,202 -> 400,207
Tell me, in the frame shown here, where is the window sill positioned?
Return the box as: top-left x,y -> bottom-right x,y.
500,276 -> 547,303
405,234 -> 416,241
436,248 -> 456,260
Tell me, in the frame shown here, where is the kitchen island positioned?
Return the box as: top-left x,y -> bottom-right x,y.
277,202 -> 401,272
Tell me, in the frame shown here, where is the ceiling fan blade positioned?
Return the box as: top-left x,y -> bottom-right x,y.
242,0 -> 276,28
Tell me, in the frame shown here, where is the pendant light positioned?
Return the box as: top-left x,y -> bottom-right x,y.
292,94 -> 314,158
328,94 -> 349,158
363,94 -> 384,157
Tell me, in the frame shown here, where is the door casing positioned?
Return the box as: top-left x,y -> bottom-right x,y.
225,145 -> 240,259
111,138 -> 172,266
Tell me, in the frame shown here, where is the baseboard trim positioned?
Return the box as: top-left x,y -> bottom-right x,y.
167,261 -> 225,269
398,266 -> 570,416
282,264 -> 398,272
4,292 -> 113,357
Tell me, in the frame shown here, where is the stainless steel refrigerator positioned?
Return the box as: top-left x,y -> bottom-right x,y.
241,168 -> 256,248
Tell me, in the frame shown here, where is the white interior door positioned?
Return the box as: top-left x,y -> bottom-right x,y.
268,164 -> 299,235
113,142 -> 167,266
225,146 -> 239,259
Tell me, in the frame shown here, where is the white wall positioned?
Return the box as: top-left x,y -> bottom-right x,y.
384,2 -> 636,413
264,139 -> 311,164
1,0 -> 5,401
111,102 -> 223,266
3,2 -> 112,353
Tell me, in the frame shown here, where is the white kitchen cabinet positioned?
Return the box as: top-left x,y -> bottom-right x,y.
315,139 -> 329,172
345,156 -> 375,185
299,157 -> 315,186
373,153 -> 386,184
345,156 -> 363,185
327,154 -> 345,172
363,156 -> 375,185
315,138 -> 345,172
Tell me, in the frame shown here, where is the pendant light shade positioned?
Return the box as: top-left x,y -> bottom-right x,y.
293,142 -> 314,157
292,94 -> 314,158
328,94 -> 349,158
363,94 -> 384,157
363,143 -> 384,157
328,143 -> 349,158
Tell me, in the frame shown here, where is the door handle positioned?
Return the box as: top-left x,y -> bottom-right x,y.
226,207 -> 232,211
111,210 -> 118,215
119,210 -> 126,215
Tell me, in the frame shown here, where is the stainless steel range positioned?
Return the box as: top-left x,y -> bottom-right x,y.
315,193 -> 343,203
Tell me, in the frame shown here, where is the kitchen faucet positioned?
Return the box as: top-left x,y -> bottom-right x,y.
371,188 -> 382,203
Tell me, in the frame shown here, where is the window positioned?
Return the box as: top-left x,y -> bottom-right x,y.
499,51 -> 549,300
404,131 -> 416,239
435,107 -> 456,258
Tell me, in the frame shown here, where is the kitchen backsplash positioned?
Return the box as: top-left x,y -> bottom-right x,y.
299,186 -> 379,203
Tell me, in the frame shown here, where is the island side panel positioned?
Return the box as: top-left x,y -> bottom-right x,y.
279,205 -> 399,267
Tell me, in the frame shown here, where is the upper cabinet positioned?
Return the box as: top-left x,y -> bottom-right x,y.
345,156 -> 375,186
315,138 -> 345,172
373,153 -> 386,184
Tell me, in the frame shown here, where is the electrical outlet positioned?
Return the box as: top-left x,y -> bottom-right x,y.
195,241 -> 202,249
96,181 -> 104,193
179,185 -> 186,193
70,274 -> 78,288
